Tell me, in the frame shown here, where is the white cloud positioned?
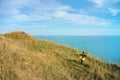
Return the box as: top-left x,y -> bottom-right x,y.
108,8 -> 120,16
90,0 -> 120,7
53,10 -> 110,26
0,0 -> 71,22
0,0 -> 111,27
89,0 -> 120,16
0,0 -> 120,35
13,14 -> 29,21
90,0 -> 105,7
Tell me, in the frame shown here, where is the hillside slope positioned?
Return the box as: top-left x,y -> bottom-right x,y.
0,31 -> 120,80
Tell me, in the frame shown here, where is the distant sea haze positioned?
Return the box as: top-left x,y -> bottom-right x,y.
35,36 -> 120,64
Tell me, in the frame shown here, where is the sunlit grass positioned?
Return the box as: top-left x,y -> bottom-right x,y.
0,31 -> 120,80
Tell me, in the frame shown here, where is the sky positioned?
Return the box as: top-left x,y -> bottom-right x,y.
0,0 -> 120,35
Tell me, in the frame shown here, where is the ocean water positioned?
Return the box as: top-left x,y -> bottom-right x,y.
35,36 -> 120,64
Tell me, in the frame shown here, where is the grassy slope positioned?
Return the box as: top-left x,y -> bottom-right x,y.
0,31 -> 120,80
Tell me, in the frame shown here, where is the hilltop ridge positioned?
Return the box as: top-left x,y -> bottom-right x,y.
0,31 -> 120,80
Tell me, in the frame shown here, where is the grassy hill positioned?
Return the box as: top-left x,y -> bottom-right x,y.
0,31 -> 120,80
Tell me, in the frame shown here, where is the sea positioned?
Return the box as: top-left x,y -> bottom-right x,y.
35,36 -> 120,64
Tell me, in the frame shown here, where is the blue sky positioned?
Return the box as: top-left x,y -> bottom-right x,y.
0,0 -> 120,35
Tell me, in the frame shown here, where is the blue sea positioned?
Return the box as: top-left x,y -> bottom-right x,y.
35,36 -> 120,64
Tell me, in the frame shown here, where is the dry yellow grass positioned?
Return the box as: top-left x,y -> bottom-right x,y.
0,31 -> 120,80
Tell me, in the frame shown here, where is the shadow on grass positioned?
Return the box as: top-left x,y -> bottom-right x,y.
67,59 -> 90,69
67,59 -> 79,66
